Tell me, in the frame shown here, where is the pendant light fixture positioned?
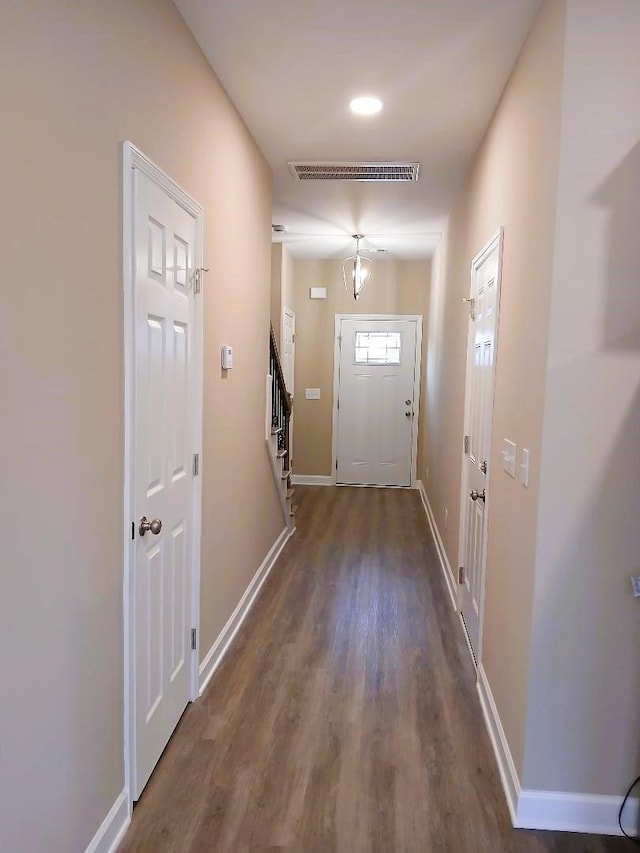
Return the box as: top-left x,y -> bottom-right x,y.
342,234 -> 372,300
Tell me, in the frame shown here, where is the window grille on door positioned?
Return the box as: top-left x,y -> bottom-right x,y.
354,331 -> 402,365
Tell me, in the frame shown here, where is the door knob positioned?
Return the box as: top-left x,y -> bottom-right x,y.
139,516 -> 162,536
405,411 -> 412,418
470,490 -> 486,502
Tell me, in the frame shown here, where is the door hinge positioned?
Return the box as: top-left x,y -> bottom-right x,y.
335,459 -> 338,471
131,521 -> 135,541
191,628 -> 197,650
459,566 -> 465,584
193,453 -> 200,476
480,460 -> 488,474
193,269 -> 201,294
464,435 -> 471,455
337,398 -> 340,411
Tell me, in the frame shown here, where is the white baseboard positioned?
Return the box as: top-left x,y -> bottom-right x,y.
290,474 -> 334,486
477,663 -> 639,837
84,790 -> 130,853
199,525 -> 293,695
416,480 -> 458,610
477,663 -> 521,824
517,789 -> 638,836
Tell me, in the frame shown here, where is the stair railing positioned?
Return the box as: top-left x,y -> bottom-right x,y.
269,324 -> 292,466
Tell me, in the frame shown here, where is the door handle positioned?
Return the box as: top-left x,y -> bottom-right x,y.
405,411 -> 413,418
139,516 -> 162,536
470,490 -> 486,502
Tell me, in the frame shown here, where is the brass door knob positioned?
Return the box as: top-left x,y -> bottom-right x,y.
139,516 -> 162,536
470,490 -> 486,502
405,411 -> 412,418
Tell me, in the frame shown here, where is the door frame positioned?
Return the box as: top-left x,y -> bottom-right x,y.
331,314 -> 423,487
456,228 -> 504,663
121,141 -> 204,808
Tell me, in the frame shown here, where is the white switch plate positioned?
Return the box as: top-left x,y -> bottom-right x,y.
309,287 -> 327,299
502,439 -> 517,478
631,575 -> 640,598
305,388 -> 321,400
520,448 -> 530,487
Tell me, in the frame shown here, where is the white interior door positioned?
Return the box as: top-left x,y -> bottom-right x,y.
281,307 -> 295,397
132,167 -> 198,799
459,231 -> 503,659
281,307 -> 295,457
335,317 -> 420,487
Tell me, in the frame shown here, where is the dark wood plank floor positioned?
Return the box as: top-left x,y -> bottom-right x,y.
120,486 -> 634,852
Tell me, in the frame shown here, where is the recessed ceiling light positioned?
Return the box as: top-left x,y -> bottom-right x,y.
350,96 -> 383,116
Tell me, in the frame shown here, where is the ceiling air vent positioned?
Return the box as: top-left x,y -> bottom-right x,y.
288,161 -> 420,182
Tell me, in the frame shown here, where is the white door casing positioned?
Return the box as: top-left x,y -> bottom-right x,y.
333,316 -> 422,487
122,143 -> 204,805
458,230 -> 503,661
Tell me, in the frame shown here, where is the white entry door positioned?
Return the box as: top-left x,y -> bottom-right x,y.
459,231 -> 503,659
335,317 -> 421,487
131,164 -> 200,799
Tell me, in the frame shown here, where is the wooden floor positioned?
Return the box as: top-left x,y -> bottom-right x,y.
121,487 -> 634,852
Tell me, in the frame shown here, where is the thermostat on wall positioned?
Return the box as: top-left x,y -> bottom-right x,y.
221,345 -> 233,370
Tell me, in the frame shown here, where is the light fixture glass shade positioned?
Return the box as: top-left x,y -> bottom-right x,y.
342,236 -> 372,300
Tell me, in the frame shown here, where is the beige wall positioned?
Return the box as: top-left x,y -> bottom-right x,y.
424,0 -> 566,777
292,258 -> 431,476
524,0 -> 640,796
0,2 -> 283,850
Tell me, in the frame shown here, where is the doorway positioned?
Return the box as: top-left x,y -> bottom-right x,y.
122,142 -> 204,803
333,315 -> 422,487
458,230 -> 503,661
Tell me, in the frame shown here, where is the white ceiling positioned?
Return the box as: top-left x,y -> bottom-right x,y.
174,0 -> 542,259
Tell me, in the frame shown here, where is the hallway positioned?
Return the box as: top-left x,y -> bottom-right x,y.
120,487 -> 633,852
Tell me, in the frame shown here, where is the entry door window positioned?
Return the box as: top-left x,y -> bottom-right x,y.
354,331 -> 402,365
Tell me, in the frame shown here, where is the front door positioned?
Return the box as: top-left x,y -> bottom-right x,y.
459,231 -> 503,659
131,166 -> 199,799
335,317 -> 420,487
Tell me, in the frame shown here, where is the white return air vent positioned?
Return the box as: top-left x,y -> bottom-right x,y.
288,161 -> 420,182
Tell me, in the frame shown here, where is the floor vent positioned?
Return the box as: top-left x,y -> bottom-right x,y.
288,161 -> 420,182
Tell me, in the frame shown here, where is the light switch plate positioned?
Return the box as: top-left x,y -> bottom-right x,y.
309,287 -> 327,300
305,388 -> 321,400
520,448 -> 530,487
502,439 -> 517,478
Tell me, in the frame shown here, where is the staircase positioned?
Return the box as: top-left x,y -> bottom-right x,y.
267,324 -> 296,531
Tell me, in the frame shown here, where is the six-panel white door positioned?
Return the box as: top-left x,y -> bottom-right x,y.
133,168 -> 196,799
336,318 -> 419,487
459,234 -> 502,658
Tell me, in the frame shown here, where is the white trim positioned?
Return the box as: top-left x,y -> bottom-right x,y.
516,790 -> 639,837
457,228 -> 504,662
332,314 -> 423,488
416,480 -> 457,610
121,141 -> 204,805
84,790 -> 130,853
476,663 -> 521,825
199,525 -> 294,695
476,664 -> 638,837
291,474 -> 334,486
